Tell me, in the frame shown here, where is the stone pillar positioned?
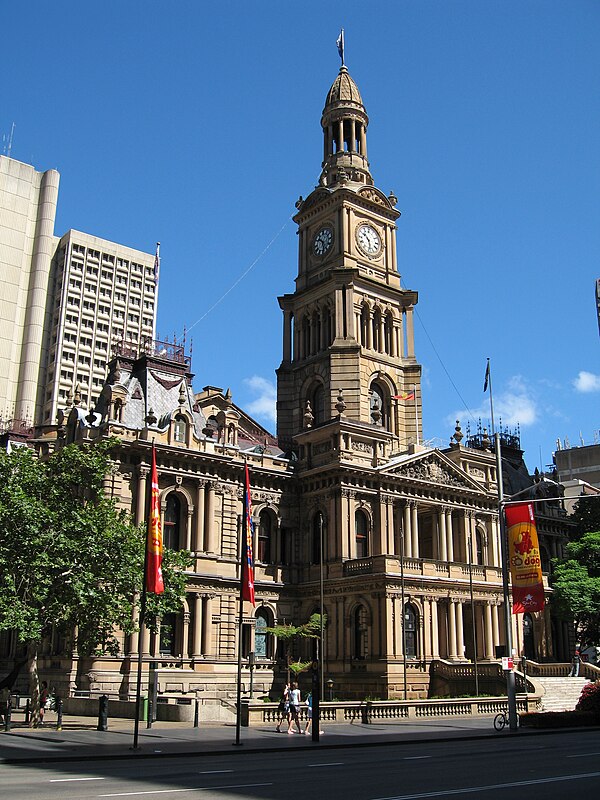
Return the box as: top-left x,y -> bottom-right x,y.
182,608 -> 191,658
141,621 -> 151,657
201,597 -> 213,657
192,594 -> 203,658
423,598 -> 432,659
185,509 -> 193,552
403,502 -> 412,558
492,603 -> 501,652
406,306 -> 415,358
448,600 -> 458,660
484,602 -> 494,660
350,118 -> 356,152
338,119 -> 344,153
411,501 -> 419,559
431,598 -> 440,659
205,483 -> 216,553
136,466 -> 149,525
438,507 -> 447,562
446,509 -> 454,562
456,600 -> 464,660
194,482 -> 205,552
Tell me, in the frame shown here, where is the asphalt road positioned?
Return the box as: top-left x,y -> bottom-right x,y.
2,730 -> 600,799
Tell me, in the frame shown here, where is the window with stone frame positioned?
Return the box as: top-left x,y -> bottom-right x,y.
404,603 -> 419,658
258,509 -> 274,564
163,493 -> 181,550
355,509 -> 369,558
353,605 -> 368,659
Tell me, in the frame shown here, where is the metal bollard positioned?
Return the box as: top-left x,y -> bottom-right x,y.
55,697 -> 63,731
194,698 -> 199,728
3,700 -> 12,732
97,694 -> 108,732
25,699 -> 30,725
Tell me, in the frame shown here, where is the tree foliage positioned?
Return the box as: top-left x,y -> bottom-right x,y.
266,613 -> 326,683
570,497 -> 600,540
552,532 -> 600,644
0,440 -> 190,695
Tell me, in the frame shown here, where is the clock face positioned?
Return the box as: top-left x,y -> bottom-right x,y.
356,223 -> 381,257
312,226 -> 333,257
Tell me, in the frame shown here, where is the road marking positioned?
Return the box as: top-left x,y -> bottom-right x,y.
308,762 -> 344,767
568,752 -> 600,758
372,771 -> 600,799
99,783 -> 272,797
197,770 -> 234,774
50,777 -> 106,783
404,756 -> 432,760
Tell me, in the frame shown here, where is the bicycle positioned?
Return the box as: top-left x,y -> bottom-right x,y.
493,710 -> 519,731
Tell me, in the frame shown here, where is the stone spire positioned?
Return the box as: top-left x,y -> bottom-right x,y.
319,66 -> 372,188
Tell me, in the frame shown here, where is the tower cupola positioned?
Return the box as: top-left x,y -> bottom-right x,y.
319,66 -> 372,188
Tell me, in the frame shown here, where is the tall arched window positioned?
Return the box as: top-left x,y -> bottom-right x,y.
475,531 -> 484,565
258,509 -> 274,564
302,316 -> 310,358
312,384 -> 325,425
163,493 -> 181,550
360,303 -> 370,347
353,605 -> 368,659
173,414 -> 187,443
355,509 -> 369,559
159,613 -> 177,656
254,610 -> 272,659
404,604 -> 419,658
384,312 -> 394,354
372,307 -> 382,352
369,382 -> 390,430
523,612 -> 536,660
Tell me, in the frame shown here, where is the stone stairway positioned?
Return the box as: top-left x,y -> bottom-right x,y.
537,676 -> 589,712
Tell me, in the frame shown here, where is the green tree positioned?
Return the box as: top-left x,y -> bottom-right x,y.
570,497 -> 600,540
266,613 -> 326,684
552,532 -> 600,645
0,440 -> 190,725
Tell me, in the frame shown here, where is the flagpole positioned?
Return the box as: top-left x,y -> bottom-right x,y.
486,359 -> 518,731
132,449 -> 152,751
234,499 -> 244,747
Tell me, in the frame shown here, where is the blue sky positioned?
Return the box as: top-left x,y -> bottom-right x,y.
3,1 -> 598,470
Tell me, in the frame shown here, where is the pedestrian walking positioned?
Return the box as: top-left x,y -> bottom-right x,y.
287,681 -> 302,734
275,683 -> 290,733
303,691 -> 323,735
39,681 -> 49,726
569,650 -> 581,677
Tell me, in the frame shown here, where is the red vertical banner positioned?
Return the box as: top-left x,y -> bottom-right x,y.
146,444 -> 164,594
505,502 -> 544,614
242,464 -> 255,606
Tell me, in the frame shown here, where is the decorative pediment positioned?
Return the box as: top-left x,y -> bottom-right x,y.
380,450 -> 485,493
358,186 -> 393,208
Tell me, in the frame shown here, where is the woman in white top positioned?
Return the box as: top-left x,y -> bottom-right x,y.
287,682 -> 302,734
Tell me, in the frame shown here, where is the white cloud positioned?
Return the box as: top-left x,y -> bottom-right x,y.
573,371 -> 600,393
447,374 -> 537,431
244,375 -> 277,424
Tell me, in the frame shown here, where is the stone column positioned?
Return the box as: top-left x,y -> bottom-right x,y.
205,483 -> 216,553
411,501 -> 419,559
492,602 -> 501,653
338,119 -> 344,153
182,608 -> 191,659
431,598 -> 440,659
456,600 -> 464,660
192,594 -> 203,658
448,600 -> 458,660
423,598 -> 432,659
136,466 -> 149,525
282,309 -> 292,362
201,597 -> 213,657
438,507 -> 447,562
403,502 -> 412,558
194,482 -> 205,552
484,602 -> 494,660
141,621 -> 151,657
185,509 -> 193,552
446,509 -> 454,562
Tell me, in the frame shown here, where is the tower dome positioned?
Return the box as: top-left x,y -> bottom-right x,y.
319,66 -> 372,188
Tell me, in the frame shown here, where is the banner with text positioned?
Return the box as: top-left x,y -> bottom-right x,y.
505,502 -> 544,614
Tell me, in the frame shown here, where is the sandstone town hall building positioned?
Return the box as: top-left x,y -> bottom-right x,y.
32,60 -> 567,704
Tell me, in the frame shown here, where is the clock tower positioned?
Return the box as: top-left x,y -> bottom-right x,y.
277,65 -> 422,456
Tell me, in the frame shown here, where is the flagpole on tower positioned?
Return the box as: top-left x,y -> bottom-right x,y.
484,359 -> 518,731
336,28 -> 345,67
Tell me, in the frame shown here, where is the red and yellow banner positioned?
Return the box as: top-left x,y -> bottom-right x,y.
241,464 -> 255,606
505,502 -> 544,614
146,444 -> 164,594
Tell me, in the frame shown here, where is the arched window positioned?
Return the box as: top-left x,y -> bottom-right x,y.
360,304 -> 370,347
475,531 -> 484,565
372,307 -> 382,352
205,415 -> 218,438
302,316 -> 310,359
323,306 -> 333,347
355,509 -> 369,559
541,545 -> 551,574
163,493 -> 181,550
159,613 -> 177,656
173,414 -> 187,443
369,382 -> 390,430
353,605 -> 368,659
254,610 -> 271,659
311,384 -> 325,426
404,603 -> 419,658
258,509 -> 274,564
384,312 -> 394,355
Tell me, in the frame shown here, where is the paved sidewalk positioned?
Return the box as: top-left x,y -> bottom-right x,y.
0,711 -> 533,764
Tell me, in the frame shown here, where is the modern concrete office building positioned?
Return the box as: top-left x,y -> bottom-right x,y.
0,155 -> 158,431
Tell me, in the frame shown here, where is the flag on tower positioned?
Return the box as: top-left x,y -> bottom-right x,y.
241,464 -> 255,606
336,29 -> 345,66
153,242 -> 161,283
146,444 -> 164,594
483,359 -> 490,392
